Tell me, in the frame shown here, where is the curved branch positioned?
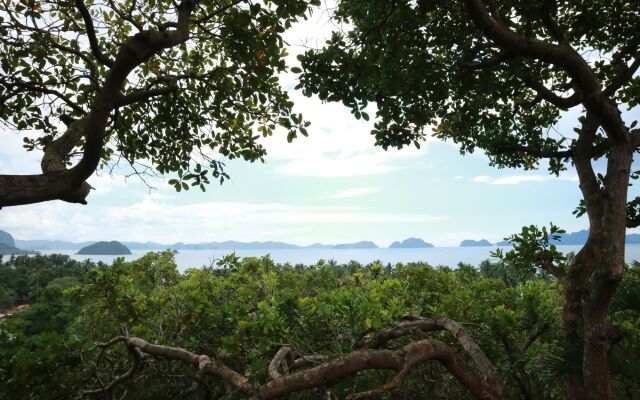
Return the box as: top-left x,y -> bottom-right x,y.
268,346 -> 292,381
463,0 -> 629,143
573,111 -> 605,224
522,76 -> 581,109
1,79 -> 86,115
91,330 -> 510,400
75,0 -> 115,67
84,338 -> 141,396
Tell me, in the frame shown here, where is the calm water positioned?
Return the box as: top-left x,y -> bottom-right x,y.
35,244 -> 640,271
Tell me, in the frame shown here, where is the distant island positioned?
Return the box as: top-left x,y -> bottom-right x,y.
331,241 -> 378,249
389,238 -> 434,248
460,239 -> 493,247
15,238 -> 384,250
77,241 -> 131,255
10,228 -> 640,251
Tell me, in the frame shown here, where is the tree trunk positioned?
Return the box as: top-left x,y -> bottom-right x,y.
566,142 -> 632,400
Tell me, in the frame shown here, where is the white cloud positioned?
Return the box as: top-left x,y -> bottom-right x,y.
491,175 -> 551,185
87,174 -> 129,195
471,175 -> 492,183
0,197 -> 445,244
453,175 -> 464,180
259,6 -> 430,178
261,90 -> 430,177
322,187 -> 379,199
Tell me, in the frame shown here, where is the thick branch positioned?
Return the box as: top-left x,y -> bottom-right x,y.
0,0 -> 199,207
268,346 -> 292,381
91,325 -> 510,400
520,322 -> 549,352
368,314 -> 510,399
463,0 -> 629,144
573,111 -> 605,225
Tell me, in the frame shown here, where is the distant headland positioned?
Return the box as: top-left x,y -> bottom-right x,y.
0,229 -> 35,255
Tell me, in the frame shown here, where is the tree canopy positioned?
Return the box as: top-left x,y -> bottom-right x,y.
0,0 -> 317,206
295,1 -> 640,399
297,0 -> 639,174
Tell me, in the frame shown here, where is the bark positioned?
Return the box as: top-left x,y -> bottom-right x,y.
89,321 -> 510,400
566,125 -> 632,400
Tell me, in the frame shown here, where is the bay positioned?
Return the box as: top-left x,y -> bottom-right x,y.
33,244 -> 640,271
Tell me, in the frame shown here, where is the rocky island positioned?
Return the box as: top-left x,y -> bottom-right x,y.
389,238 -> 434,248
77,241 -> 132,255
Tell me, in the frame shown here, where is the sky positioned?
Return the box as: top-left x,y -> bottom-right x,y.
1,6 -> 639,247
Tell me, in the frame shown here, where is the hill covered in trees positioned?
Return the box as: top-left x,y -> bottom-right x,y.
77,241 -> 131,255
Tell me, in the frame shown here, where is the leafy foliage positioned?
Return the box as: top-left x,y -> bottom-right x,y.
2,252 -> 640,398
295,1 -> 639,174
0,0 -> 318,191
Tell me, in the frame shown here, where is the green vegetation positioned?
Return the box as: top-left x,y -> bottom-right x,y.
295,2 -> 640,398
0,0 -> 318,206
1,252 -> 639,399
77,241 -> 132,255
0,254 -> 92,309
1,1 -> 639,399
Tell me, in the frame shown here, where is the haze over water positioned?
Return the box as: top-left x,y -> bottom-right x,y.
36,244 -> 640,271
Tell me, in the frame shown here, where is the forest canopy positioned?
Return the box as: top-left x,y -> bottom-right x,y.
4,252 -> 639,400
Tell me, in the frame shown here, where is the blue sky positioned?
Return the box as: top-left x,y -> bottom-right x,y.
1,8 -> 639,246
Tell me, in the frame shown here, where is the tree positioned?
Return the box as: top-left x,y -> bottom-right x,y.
55,253 -> 565,399
294,1 -> 640,399
0,0 -> 316,206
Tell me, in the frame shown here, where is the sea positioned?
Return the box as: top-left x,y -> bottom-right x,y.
30,244 -> 640,272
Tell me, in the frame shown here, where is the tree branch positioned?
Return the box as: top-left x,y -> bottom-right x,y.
74,0 -> 115,67
268,346 -> 292,381
459,50 -> 513,70
573,111 -> 605,225
522,76 -> 581,109
89,318 -> 511,400
541,0 -> 568,45
494,143 -> 573,159
463,0 -> 629,144
0,0 -> 200,207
